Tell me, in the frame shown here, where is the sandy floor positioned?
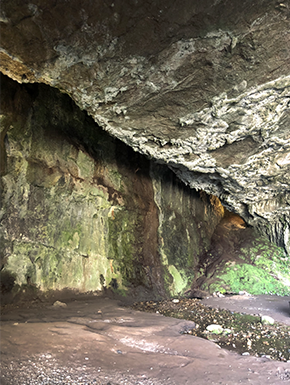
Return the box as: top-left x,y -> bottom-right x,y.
1,294 -> 290,384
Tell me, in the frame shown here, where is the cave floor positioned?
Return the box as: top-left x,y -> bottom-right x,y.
1,293 -> 290,385
201,294 -> 290,326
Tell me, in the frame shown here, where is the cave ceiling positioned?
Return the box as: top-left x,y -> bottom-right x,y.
0,0 -> 290,251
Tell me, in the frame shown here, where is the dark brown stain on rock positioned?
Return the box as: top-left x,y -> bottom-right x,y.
114,143 -> 167,296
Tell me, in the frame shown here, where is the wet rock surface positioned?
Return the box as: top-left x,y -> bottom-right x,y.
1,293 -> 290,385
132,296 -> 290,362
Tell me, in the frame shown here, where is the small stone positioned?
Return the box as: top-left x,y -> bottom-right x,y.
242,352 -> 250,356
53,300 -> 67,308
261,315 -> 275,325
239,291 -> 251,296
172,299 -> 179,303
206,324 -> 223,334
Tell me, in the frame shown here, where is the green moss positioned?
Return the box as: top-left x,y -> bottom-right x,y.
108,169 -> 122,190
209,262 -> 290,296
207,237 -> 290,296
76,151 -> 94,179
108,208 -> 141,285
167,265 -> 190,296
52,220 -> 83,250
4,239 -> 116,292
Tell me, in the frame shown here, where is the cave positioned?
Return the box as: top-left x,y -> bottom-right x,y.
1,1 -> 290,384
1,73 -> 288,301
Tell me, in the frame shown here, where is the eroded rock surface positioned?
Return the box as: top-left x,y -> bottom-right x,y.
0,0 -> 290,252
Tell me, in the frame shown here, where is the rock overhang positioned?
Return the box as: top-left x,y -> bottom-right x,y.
0,0 -> 289,253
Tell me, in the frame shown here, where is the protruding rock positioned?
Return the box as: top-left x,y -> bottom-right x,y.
261,315 -> 275,325
53,301 -> 67,309
206,324 -> 223,334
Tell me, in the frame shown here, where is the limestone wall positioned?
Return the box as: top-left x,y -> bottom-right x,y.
0,76 -> 222,298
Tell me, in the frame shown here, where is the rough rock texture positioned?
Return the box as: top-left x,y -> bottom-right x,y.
1,0 -> 290,253
0,75 -> 225,297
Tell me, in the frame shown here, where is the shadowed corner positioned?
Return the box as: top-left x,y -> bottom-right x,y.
0,270 -> 16,294
0,123 -> 9,177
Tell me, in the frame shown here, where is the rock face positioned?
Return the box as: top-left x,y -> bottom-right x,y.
0,0 -> 290,254
0,1 -> 290,297
0,75 -> 225,297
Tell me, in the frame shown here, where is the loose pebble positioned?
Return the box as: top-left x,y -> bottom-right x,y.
206,324 -> 223,334
261,315 -> 275,325
53,301 -> 67,308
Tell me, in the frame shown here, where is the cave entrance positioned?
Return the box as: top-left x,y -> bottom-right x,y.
1,74 -> 289,304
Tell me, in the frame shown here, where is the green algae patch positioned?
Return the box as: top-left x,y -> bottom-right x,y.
76,150 -> 94,179
108,208 -> 141,286
209,262 -> 290,296
207,238 -> 290,295
167,265 -> 192,296
3,240 -> 114,293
